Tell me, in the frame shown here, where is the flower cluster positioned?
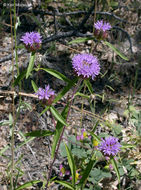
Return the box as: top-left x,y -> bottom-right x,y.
59,164 -> 70,177
98,136 -> 121,157
94,20 -> 111,40
76,129 -> 91,141
20,32 -> 42,52
35,85 -> 55,105
72,53 -> 100,80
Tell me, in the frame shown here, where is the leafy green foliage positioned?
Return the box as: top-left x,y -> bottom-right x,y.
51,104 -> 69,158
25,130 -> 54,137
104,41 -> 129,61
26,52 -> 36,79
15,180 -> 41,190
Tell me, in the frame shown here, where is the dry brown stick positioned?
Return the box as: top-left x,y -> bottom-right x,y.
0,90 -> 38,98
0,89 -> 105,121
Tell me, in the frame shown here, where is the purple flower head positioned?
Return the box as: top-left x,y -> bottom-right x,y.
94,20 -> 111,32
76,129 -> 91,141
98,136 -> 121,157
72,53 -> 100,80
21,32 -> 42,52
59,164 -> 70,177
35,85 -> 55,104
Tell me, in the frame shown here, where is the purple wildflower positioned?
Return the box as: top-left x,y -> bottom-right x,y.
72,53 -> 100,80
20,32 -> 42,51
98,136 -> 121,157
35,87 -> 45,100
76,129 -> 91,141
94,20 -> 111,32
60,164 -> 70,177
35,85 -> 55,102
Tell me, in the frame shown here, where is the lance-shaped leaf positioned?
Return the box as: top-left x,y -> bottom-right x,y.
55,181 -> 75,190
37,68 -> 71,83
25,130 -> 54,137
51,104 -> 69,158
78,154 -> 97,189
84,79 -> 93,94
111,157 -> 120,183
89,132 -> 101,142
26,52 -> 36,79
65,144 -> 76,186
31,80 -> 38,92
40,78 -> 77,116
50,106 -> 68,126
104,41 -> 129,61
15,180 -> 41,190
13,70 -> 26,86
68,37 -> 95,44
54,77 -> 77,103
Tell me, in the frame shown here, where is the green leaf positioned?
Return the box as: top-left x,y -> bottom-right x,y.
15,180 -> 41,190
15,137 -> 35,151
65,144 -> 76,186
9,113 -> 13,125
121,143 -> 136,149
37,68 -> 71,83
40,105 -> 50,116
84,80 -> 93,94
51,104 -> 69,158
104,41 -> 129,61
40,78 -> 77,116
88,132 -> 101,142
68,37 -> 95,44
31,80 -> 38,92
74,92 -> 90,99
13,70 -> 26,86
111,157 -> 120,183
26,52 -> 36,79
54,77 -> 77,104
78,154 -> 97,189
50,106 -> 68,126
113,124 -> 122,135
0,145 -> 9,156
72,148 -> 87,158
55,181 -> 75,190
25,130 -> 54,137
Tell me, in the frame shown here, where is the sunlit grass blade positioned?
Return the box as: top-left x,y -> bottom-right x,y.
104,41 -> 129,61
65,144 -> 76,186
55,181 -> 75,190
50,106 -> 68,126
25,130 -> 54,137
111,157 -> 120,183
26,52 -> 36,79
37,68 -> 71,83
15,180 -> 41,190
51,104 -> 69,158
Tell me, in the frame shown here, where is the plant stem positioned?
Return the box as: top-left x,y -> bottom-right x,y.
10,0 -> 15,188
45,78 -> 82,189
80,81 -> 86,127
